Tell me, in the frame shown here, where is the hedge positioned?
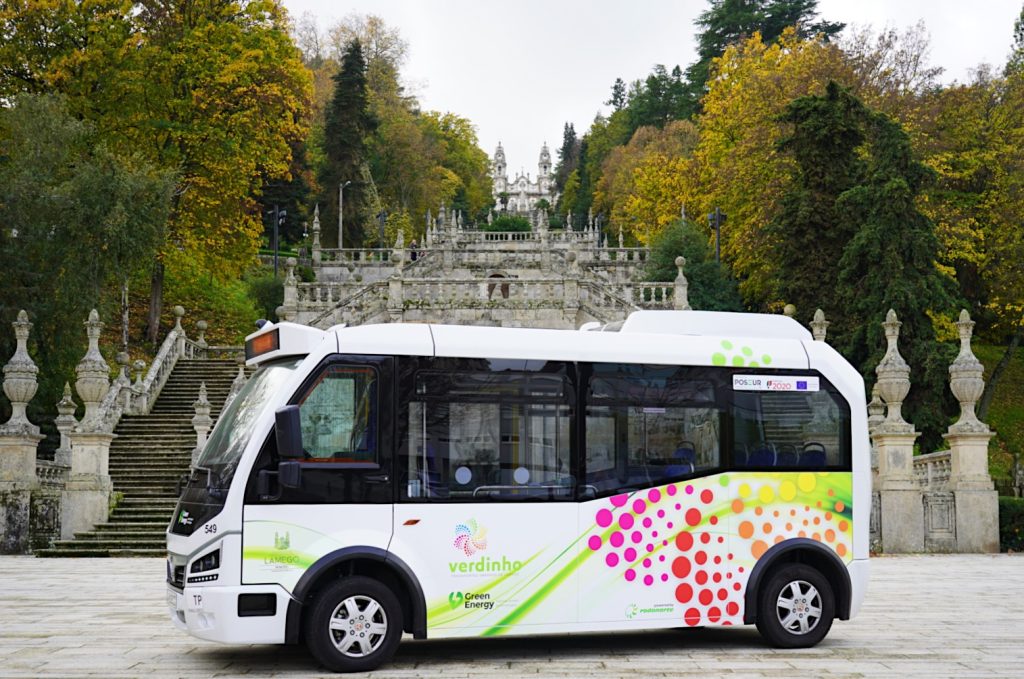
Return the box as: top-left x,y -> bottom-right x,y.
998,496 -> 1024,552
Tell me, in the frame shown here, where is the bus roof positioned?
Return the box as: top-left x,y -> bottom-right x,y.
323,311 -> 811,370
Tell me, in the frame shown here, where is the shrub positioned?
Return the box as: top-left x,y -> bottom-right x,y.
483,215 -> 531,232
245,272 -> 284,323
999,497 -> 1024,552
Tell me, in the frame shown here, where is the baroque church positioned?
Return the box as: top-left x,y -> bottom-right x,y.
491,142 -> 559,215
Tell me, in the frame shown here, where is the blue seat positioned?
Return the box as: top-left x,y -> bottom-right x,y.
746,446 -> 776,467
800,443 -> 827,468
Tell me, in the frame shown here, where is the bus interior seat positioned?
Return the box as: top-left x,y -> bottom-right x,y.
746,446 -> 776,467
775,445 -> 799,467
800,443 -> 827,467
664,443 -> 696,477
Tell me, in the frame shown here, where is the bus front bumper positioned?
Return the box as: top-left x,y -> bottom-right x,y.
167,583 -> 291,645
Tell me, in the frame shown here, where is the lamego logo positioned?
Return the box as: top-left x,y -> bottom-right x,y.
453,519 -> 487,556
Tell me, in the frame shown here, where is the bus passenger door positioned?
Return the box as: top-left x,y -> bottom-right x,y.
242,356 -> 395,594
390,363 -> 580,637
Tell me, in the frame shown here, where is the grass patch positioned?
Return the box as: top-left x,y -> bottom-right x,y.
975,344 -> 1024,490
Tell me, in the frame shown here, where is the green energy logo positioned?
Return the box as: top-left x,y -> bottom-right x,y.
712,340 -> 773,368
177,510 -> 193,526
273,531 -> 290,550
625,603 -> 639,620
448,591 -> 494,611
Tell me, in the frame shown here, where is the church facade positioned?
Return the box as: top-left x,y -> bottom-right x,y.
491,142 -> 559,214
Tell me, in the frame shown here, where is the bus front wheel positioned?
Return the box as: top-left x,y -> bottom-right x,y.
305,576 -> 403,673
755,564 -> 835,648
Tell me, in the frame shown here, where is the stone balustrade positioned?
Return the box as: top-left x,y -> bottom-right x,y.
914,450 -> 952,490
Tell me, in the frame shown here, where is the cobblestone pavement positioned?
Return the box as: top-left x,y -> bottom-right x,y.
1,554 -> 1021,678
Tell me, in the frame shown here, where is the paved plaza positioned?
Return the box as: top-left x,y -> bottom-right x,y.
0,554 -> 1021,678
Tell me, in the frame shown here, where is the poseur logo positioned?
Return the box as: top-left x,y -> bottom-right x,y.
453,519 -> 488,556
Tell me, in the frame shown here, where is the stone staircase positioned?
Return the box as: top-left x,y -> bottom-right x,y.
37,358 -> 242,557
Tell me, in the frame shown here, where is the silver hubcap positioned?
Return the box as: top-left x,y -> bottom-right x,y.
776,580 -> 822,635
328,595 -> 388,658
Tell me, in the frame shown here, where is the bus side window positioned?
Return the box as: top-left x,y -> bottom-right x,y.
730,387 -> 849,469
584,364 -> 723,497
401,365 -> 574,501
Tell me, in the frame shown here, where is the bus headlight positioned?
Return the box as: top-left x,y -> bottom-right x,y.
190,549 -> 220,573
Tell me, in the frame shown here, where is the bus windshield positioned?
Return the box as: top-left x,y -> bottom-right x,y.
196,357 -> 303,485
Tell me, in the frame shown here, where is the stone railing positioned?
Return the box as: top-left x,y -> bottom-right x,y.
914,450 -> 952,490
318,248 -> 391,264
633,283 -> 674,309
35,460 -> 69,488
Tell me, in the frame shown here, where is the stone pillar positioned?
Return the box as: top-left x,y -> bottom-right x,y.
564,251 -> 580,326
63,309 -> 114,540
311,203 -> 322,268
173,305 -> 186,355
388,251 -> 405,323
866,382 -> 885,474
225,353 -> 247,408
673,256 -> 691,310
943,309 -> 998,552
191,382 -> 212,466
54,383 -> 78,468
873,309 -> 924,552
130,359 -> 146,414
810,308 -> 830,342
281,257 -> 298,321
0,310 -> 43,553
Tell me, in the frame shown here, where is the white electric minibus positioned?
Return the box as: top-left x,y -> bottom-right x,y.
167,311 -> 869,673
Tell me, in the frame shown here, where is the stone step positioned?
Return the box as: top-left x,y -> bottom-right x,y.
36,547 -> 168,558
90,522 -> 169,532
73,531 -> 168,542
109,513 -> 175,523
48,537 -> 167,548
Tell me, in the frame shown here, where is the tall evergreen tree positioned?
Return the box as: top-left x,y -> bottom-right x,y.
319,39 -> 377,248
769,81 -> 867,319
606,77 -> 627,111
1007,4 -> 1024,76
836,111 -> 956,450
554,122 -> 579,192
683,0 -> 844,115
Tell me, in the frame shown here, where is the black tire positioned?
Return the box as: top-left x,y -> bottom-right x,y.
755,564 -> 835,648
305,576 -> 403,673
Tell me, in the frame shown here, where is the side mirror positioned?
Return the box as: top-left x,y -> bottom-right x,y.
275,405 -> 303,459
279,460 -> 302,489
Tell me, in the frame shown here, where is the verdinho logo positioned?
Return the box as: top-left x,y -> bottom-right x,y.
453,519 -> 487,556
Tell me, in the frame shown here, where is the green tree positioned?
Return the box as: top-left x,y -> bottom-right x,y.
836,111 -> 957,450
319,39 -> 377,248
1006,4 -> 1024,76
606,77 -> 627,111
645,220 -> 745,311
554,122 -> 579,192
0,94 -> 173,421
768,81 -> 867,319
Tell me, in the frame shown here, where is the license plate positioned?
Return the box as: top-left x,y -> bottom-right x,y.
166,589 -> 180,610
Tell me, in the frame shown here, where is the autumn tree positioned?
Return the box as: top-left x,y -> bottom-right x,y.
683,0 -> 844,114
319,39 -> 377,248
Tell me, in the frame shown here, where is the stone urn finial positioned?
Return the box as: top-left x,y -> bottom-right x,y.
173,305 -> 185,333
810,308 -> 829,342
948,309 -> 989,433
196,320 -> 208,350
2,309 -> 40,433
115,351 -> 131,385
867,382 -> 886,432
783,304 -> 796,318
875,309 -> 913,432
132,360 -> 146,390
54,382 -> 78,465
75,309 -> 110,430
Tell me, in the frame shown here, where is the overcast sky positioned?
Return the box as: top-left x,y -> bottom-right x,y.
281,0 -> 1022,175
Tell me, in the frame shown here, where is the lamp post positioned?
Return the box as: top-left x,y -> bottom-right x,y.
266,205 -> 287,277
708,207 -> 725,263
338,180 -> 352,250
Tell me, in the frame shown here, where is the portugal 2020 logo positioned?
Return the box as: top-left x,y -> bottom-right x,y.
453,519 -> 487,556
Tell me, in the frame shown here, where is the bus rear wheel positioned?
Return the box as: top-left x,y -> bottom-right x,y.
755,564 -> 834,648
305,576 -> 403,673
